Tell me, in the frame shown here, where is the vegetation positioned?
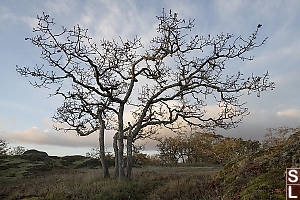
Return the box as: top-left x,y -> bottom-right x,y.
0,138 -> 9,155
0,149 -> 100,183
1,127 -> 298,199
16,9 -> 274,180
0,139 -> 26,156
157,132 -> 260,165
0,153 -> 220,200
215,128 -> 300,199
6,6 -> 296,200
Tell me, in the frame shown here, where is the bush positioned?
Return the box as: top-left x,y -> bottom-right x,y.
215,132 -> 300,199
0,138 -> 9,155
21,150 -> 49,161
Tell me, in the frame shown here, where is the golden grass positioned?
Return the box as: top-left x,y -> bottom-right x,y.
1,167 -> 220,200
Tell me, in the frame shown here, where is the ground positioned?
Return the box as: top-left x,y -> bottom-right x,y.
2,132 -> 298,199
0,165 -> 220,200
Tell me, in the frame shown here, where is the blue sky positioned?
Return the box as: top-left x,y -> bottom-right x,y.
0,0 -> 300,156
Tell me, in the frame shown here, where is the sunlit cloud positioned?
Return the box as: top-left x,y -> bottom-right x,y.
0,124 -> 114,148
277,109 -> 300,118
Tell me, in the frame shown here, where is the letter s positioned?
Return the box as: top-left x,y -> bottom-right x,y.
288,170 -> 298,183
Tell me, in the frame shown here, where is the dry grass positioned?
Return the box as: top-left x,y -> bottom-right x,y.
1,166 -> 220,200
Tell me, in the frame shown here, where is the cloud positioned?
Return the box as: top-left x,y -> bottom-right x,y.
0,100 -> 44,114
214,0 -> 242,20
44,0 -> 77,15
61,0 -> 159,48
1,0 -> 300,153
0,125 -> 114,148
277,109 -> 300,118
95,2 -> 155,40
0,107 -> 298,151
0,6 -> 37,29
0,6 -> 14,21
20,16 -> 37,29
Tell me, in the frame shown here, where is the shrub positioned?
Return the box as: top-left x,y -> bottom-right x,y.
215,132 -> 300,199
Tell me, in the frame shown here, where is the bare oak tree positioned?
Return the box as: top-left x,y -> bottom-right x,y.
17,10 -> 274,180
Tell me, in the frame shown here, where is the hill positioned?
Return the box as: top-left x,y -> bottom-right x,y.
215,132 -> 300,199
0,149 -> 100,183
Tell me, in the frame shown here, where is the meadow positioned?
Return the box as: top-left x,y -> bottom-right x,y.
1,166 -> 220,200
1,129 -> 298,199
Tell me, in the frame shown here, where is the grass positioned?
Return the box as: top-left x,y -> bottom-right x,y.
0,166 -> 221,200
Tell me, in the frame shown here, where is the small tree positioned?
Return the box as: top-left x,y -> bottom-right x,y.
157,132 -> 260,165
8,146 -> 26,156
17,10 -> 274,180
0,138 -> 9,155
263,126 -> 300,148
86,147 -> 100,159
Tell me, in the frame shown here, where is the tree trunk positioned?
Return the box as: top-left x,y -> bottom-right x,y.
113,134 -> 119,178
182,155 -> 185,164
117,105 -> 125,181
99,116 -> 110,178
126,135 -> 133,179
118,132 -> 125,180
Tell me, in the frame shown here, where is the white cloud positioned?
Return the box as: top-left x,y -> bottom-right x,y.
70,0 -> 158,46
214,0 -> 242,20
44,0 -> 76,15
20,16 -> 37,29
0,6 -> 37,29
277,109 -> 300,118
95,3 -> 149,39
0,6 -> 12,20
0,125 -> 114,148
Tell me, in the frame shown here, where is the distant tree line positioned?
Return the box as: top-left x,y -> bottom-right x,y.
2,126 -> 297,168
0,138 -> 26,156
86,145 -> 161,167
156,127 -> 299,166
156,132 -> 260,165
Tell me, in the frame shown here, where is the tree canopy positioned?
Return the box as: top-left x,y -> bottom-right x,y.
17,10 -> 274,180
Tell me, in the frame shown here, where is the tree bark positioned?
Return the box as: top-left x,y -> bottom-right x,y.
126,135 -> 133,179
99,116 -> 110,178
113,133 -> 119,178
117,104 -> 125,181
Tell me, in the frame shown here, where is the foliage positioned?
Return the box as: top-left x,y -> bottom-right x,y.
0,138 -> 9,155
21,150 -> 49,161
148,173 -> 218,200
262,126 -> 299,148
157,132 -> 260,165
85,146 -> 159,167
8,146 -> 26,156
0,138 -> 26,156
215,130 -> 300,199
0,149 -> 102,183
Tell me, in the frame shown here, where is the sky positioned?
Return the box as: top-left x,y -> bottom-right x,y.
0,0 -> 300,156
